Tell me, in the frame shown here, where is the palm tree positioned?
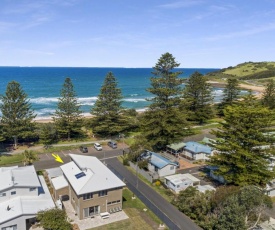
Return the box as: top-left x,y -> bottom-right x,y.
22,150 -> 38,166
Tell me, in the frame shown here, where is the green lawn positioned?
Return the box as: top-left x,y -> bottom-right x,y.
0,154 -> 24,166
89,188 -> 163,230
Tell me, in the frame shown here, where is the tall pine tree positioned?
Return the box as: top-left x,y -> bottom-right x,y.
91,72 -> 125,136
0,81 -> 36,148
53,77 -> 82,140
141,52 -> 189,149
217,78 -> 240,116
182,71 -> 213,124
222,78 -> 240,105
262,79 -> 275,109
209,94 -> 275,186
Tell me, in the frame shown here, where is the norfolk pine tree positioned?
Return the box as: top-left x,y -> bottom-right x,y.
217,78 -> 240,116
209,94 -> 275,186
182,71 -> 213,124
262,79 -> 275,109
222,78 -> 240,105
141,52 -> 189,149
0,81 -> 36,148
91,72 -> 125,136
53,77 -> 82,140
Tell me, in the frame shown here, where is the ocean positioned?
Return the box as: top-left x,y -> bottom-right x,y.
0,67 -> 223,119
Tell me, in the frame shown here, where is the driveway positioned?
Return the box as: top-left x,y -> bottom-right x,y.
106,158 -> 201,230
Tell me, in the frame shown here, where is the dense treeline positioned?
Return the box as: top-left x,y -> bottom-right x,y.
172,186 -> 272,230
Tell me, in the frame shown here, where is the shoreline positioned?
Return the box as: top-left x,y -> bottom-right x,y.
35,82 -> 265,123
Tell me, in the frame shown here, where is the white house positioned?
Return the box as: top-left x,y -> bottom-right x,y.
147,152 -> 178,178
182,141 -> 214,160
165,173 -> 200,193
0,166 -> 55,230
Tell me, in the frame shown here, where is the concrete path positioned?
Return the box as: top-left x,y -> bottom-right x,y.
106,157 -> 201,230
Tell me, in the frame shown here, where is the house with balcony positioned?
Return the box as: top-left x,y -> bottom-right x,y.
0,165 -> 55,230
51,154 -> 125,220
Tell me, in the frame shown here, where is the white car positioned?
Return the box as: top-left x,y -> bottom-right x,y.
94,143 -> 102,151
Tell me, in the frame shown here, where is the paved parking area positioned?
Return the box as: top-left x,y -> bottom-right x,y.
63,200 -> 129,230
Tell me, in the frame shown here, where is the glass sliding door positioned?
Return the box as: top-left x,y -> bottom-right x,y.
84,205 -> 100,218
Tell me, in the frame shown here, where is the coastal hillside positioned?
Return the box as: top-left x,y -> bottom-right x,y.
206,62 -> 275,83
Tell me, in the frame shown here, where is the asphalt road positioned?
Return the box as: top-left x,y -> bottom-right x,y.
106,157 -> 201,230
33,146 -> 124,170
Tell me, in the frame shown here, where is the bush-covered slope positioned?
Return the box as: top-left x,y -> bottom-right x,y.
206,62 -> 275,81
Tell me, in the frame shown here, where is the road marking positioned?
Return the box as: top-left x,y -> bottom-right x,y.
61,151 -> 67,157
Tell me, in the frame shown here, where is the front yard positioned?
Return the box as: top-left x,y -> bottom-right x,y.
89,188 -> 164,230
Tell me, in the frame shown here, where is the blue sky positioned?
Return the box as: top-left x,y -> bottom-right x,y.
0,0 -> 275,68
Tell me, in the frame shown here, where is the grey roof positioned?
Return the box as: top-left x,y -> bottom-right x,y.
60,154 -> 125,195
0,166 -> 41,191
46,167 -> 63,179
165,173 -> 200,185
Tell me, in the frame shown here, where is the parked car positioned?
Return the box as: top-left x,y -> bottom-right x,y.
108,140 -> 117,149
94,143 -> 102,151
79,146 -> 88,153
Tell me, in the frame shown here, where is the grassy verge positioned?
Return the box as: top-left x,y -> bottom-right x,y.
0,154 -> 24,166
89,188 -> 164,230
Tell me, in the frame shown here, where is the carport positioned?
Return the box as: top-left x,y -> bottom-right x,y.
166,142 -> 186,156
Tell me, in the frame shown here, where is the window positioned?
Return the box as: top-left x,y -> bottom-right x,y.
170,166 -> 174,170
83,206 -> 99,218
0,193 -> 6,197
29,188 -> 36,192
98,190 -> 108,197
1,225 -> 17,230
11,191 -> 16,195
107,200 -> 121,206
83,193 -> 93,200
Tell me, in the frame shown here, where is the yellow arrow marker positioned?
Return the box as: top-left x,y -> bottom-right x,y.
52,154 -> 64,163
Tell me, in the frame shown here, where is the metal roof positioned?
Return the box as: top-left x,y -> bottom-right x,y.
166,142 -> 186,151
165,173 -> 200,185
0,176 -> 55,224
185,141 -> 212,154
60,154 -> 125,195
149,152 -> 178,169
51,175 -> 68,190
0,165 -> 41,191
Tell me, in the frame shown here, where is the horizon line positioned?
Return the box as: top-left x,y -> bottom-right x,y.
0,65 -> 221,69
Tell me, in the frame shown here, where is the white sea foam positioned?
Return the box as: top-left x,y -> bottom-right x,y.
78,97 -> 97,106
30,97 -> 59,104
35,108 -> 56,116
123,98 -> 147,103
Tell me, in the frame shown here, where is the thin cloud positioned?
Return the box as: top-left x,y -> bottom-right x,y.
205,22 -> 275,41
157,0 -> 203,9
